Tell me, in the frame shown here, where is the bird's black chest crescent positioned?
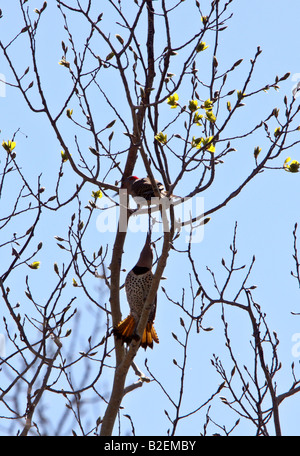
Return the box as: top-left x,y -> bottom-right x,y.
132,266 -> 150,275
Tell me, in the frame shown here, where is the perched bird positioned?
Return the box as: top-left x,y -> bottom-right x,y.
113,234 -> 159,350
123,175 -> 168,203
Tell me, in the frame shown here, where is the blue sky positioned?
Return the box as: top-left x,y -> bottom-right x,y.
1,0 -> 300,436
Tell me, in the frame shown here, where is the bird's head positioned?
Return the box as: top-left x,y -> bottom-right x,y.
122,175 -> 139,191
136,234 -> 153,270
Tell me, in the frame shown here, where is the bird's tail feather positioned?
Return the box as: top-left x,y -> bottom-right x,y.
113,315 -> 137,344
113,315 -> 159,350
141,322 -> 159,349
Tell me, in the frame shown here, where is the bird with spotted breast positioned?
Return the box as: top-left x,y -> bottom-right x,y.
113,233 -> 159,350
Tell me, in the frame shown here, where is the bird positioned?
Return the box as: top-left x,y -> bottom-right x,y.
123,175 -> 169,203
113,234 -> 159,350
